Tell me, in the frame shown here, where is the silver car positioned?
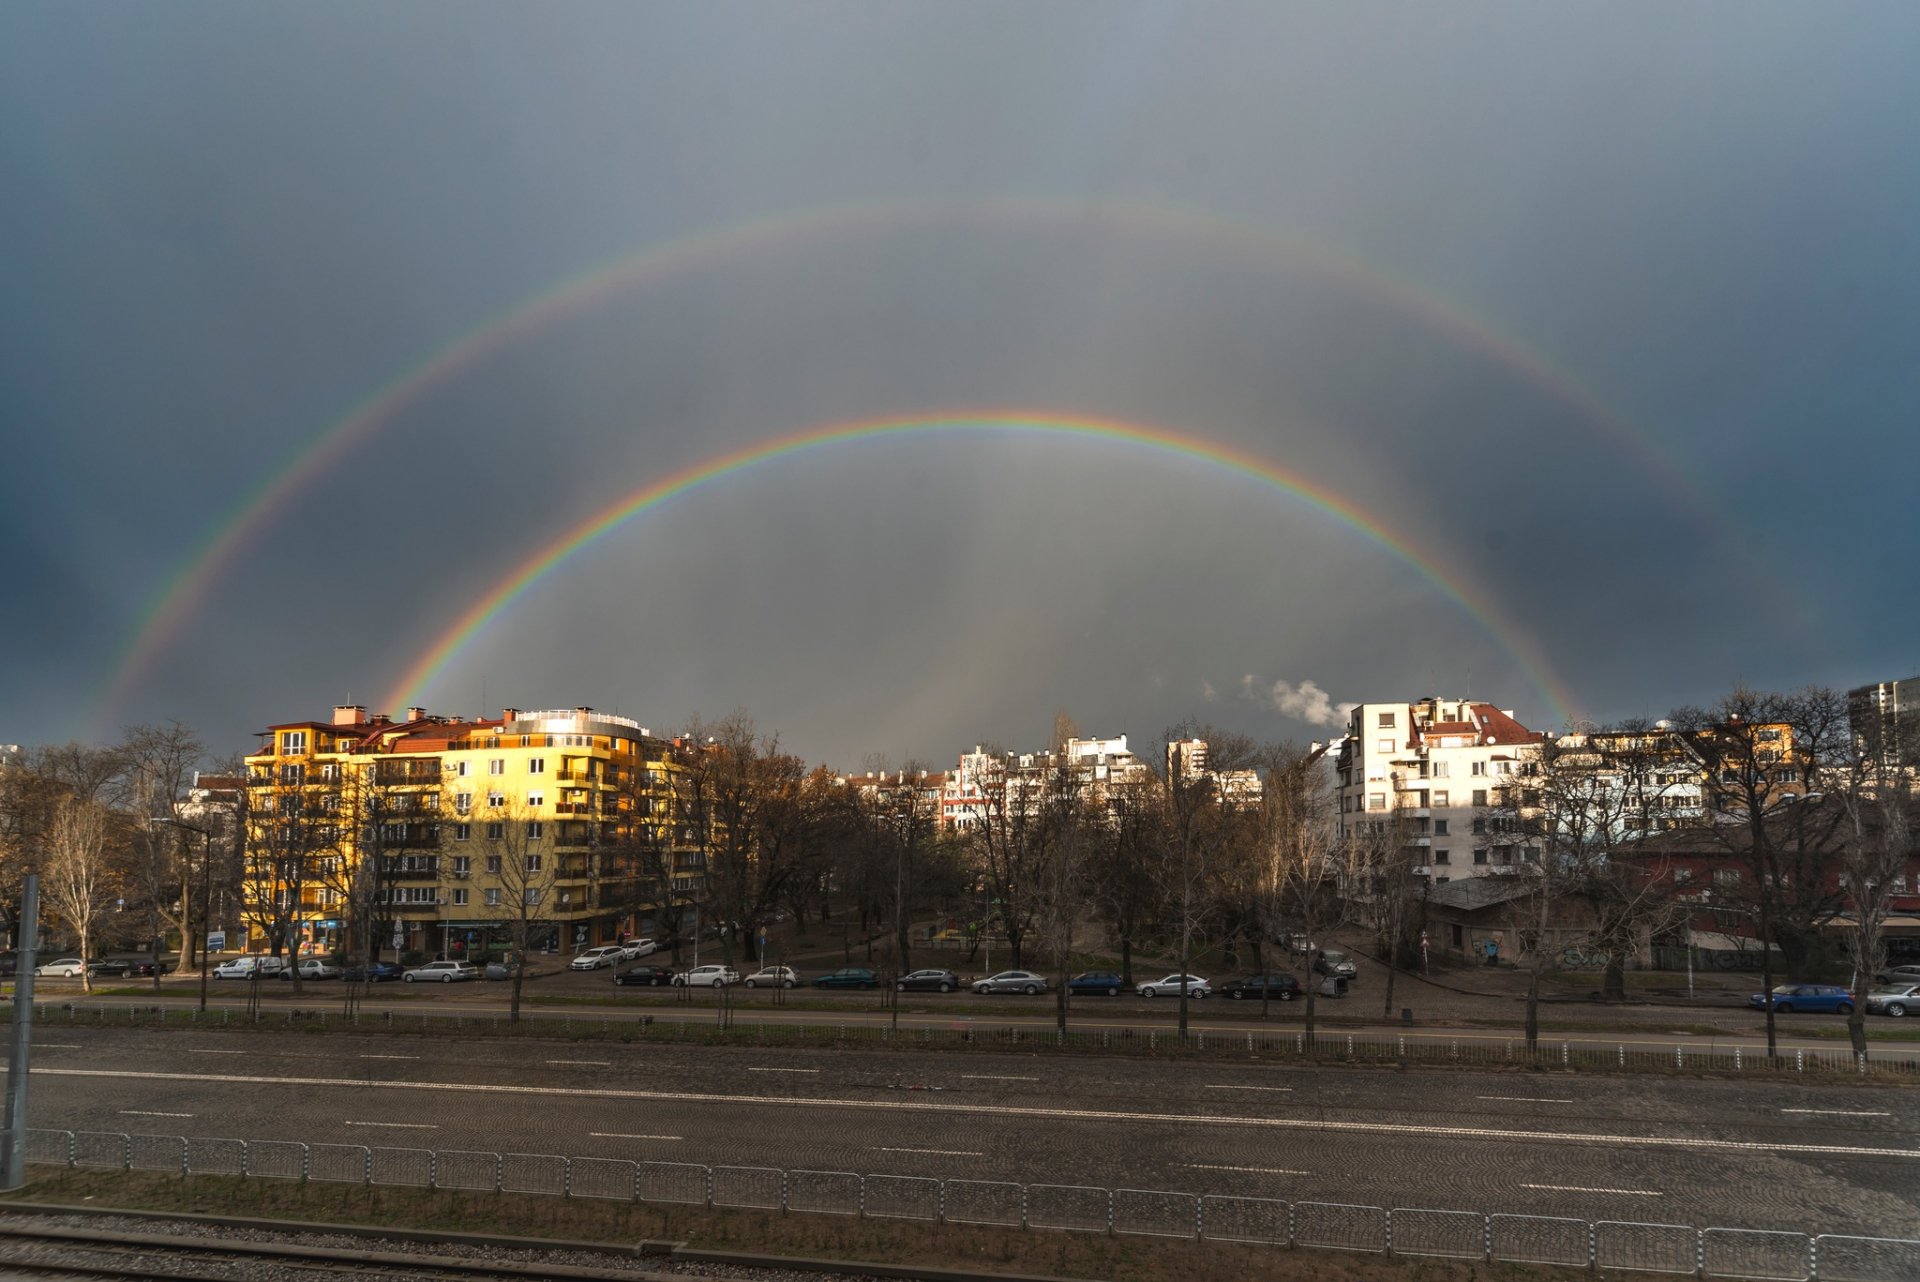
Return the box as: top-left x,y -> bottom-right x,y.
1137,973 -> 1211,998
1866,983 -> 1920,1017
971,970 -> 1049,995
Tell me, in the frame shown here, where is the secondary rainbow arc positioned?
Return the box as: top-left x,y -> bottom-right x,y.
93,194 -> 1734,732
383,411 -> 1580,727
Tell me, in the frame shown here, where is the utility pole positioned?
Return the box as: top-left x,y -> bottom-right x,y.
3,876 -> 41,1191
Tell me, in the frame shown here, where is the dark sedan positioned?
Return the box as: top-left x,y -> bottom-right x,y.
126,958 -> 176,977
1219,974 -> 1301,1001
614,965 -> 676,986
1067,971 -> 1124,996
896,969 -> 961,993
342,961 -> 404,983
812,967 -> 879,989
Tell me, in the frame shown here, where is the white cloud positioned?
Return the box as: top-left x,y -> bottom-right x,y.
1239,675 -> 1356,729
1200,678 -> 1218,703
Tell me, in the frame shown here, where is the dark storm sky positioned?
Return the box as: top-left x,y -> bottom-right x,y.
4,3 -> 1917,766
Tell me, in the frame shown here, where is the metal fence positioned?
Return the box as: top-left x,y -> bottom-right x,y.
26,1001 -> 1920,1077
24,1128 -> 1918,1281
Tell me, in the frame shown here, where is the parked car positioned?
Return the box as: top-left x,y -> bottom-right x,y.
674,964 -> 740,987
744,966 -> 799,988
33,958 -> 89,979
1313,950 -> 1358,980
1137,973 -> 1211,999
283,958 -> 340,981
812,967 -> 879,989
342,961 -> 403,983
403,960 -> 478,983
972,970 -> 1049,995
1866,983 -> 1920,1017
614,965 -> 676,986
126,958 -> 175,977
569,946 -> 625,971
0,952 -> 16,977
1219,973 -> 1301,1001
1872,964 -> 1920,986
86,958 -> 132,977
898,968 -> 962,993
1748,984 -> 1854,1014
620,938 -> 660,960
1066,971 -> 1124,997
212,956 -> 288,980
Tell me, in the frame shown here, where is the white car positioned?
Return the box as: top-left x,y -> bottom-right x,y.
620,938 -> 659,960
1137,973 -> 1211,999
570,946 -> 625,971
33,958 -> 88,978
212,956 -> 288,980
403,960 -> 478,983
673,964 -> 740,987
743,966 -> 798,988
282,958 -> 340,981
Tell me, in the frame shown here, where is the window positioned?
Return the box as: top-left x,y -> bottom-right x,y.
1713,868 -> 1742,888
528,757 -> 545,774
487,792 -> 504,808
1472,789 -> 1488,807
524,854 -> 543,872
1433,790 -> 1449,806
452,889 -> 468,906
451,855 -> 470,874
1672,867 -> 1692,884
1368,792 -> 1386,811
486,854 -> 502,873
1433,818 -> 1449,835
455,793 -> 471,814
1451,924 -> 1464,948
1378,712 -> 1396,728
1432,762 -> 1450,778
524,888 -> 543,906
455,761 -> 470,777
453,823 -> 470,841
1434,849 -> 1450,864
279,763 -> 304,785
282,731 -> 307,753
526,792 -> 543,808
527,821 -> 543,840
484,888 -> 500,907
1471,761 -> 1487,776
1473,848 -> 1488,865
486,822 -> 504,841
489,759 -> 505,776
1377,738 -> 1395,753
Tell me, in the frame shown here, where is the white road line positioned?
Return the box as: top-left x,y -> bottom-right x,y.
35,1068 -> 1920,1161
747,1067 -> 819,1074
1780,1108 -> 1891,1117
591,1132 -> 681,1141
880,1147 -> 983,1157
1204,1085 -> 1293,1093
1523,1183 -> 1662,1197
343,1121 -> 438,1130
120,1110 -> 193,1118
1478,1096 -> 1575,1104
33,1044 -> 81,1050
961,1074 -> 1038,1081
1183,1163 -> 1310,1175
186,1049 -> 246,1055
358,1054 -> 420,1061
548,1060 -> 612,1067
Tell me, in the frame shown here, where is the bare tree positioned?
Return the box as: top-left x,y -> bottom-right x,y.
475,801 -> 557,1022
1837,766 -> 1914,1058
1158,724 -> 1258,1036
1264,748 -> 1342,1043
1091,770 -> 1162,987
121,722 -> 205,986
42,797 -> 116,994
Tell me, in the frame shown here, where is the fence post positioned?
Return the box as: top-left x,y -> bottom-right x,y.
1694,1228 -> 1705,1278
120,1133 -> 131,1171
1587,1220 -> 1597,1267
1796,1048 -> 1805,1072
780,1169 -> 789,1212
1384,1207 -> 1393,1256
1287,1199 -> 1297,1247
563,1156 -> 573,1198
429,1150 -> 438,1190
1021,1183 -> 1030,1229
64,1131 -> 74,1168
1619,1045 -> 1626,1067
180,1136 -> 189,1177
495,1154 -> 504,1193
1808,1233 -> 1819,1280
1482,1213 -> 1492,1261
1106,1188 -> 1115,1236
1676,1045 -> 1684,1069
704,1166 -> 714,1209
1194,1192 -> 1204,1241
937,1179 -> 946,1225
858,1174 -> 866,1218
1735,1046 -> 1742,1071
1562,1041 -> 1570,1066
239,1139 -> 249,1178
364,1147 -> 373,1186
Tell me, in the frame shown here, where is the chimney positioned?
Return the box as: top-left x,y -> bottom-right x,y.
501,708 -> 520,724
405,706 -> 427,723
333,704 -> 367,726
574,706 -> 592,720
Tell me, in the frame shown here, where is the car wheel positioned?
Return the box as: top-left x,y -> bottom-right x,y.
1230,989 -> 1243,1000
403,974 -> 416,982
1024,983 -> 1039,995
1887,1003 -> 1907,1017
744,979 -> 757,987
1280,991 -> 1294,1001
442,974 -> 454,983
1774,1003 -> 1792,1013
939,982 -> 952,993
782,979 -> 795,989
1142,987 -> 1157,998
1838,1002 -> 1855,1014
896,981 -> 907,991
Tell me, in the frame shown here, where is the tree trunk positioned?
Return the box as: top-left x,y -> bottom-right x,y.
1302,949 -> 1318,1047
1602,952 -> 1627,1001
1382,950 -> 1397,1021
79,923 -> 93,995
1119,936 -> 1133,987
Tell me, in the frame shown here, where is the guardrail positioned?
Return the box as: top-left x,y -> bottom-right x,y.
23,1128 -> 1918,1280
25,1001 -> 1920,1077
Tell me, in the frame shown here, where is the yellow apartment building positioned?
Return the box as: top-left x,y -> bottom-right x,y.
244,705 -> 695,960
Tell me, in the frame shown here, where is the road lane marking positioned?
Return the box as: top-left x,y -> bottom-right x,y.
1780,1108 -> 1890,1117
358,1054 -> 420,1061
34,1044 -> 82,1050
747,1067 -> 819,1074
592,1132 -> 681,1141
961,1074 -> 1038,1081
35,1068 -> 1920,1161
548,1060 -> 612,1067
880,1147 -> 983,1157
1204,1085 -> 1293,1093
1183,1163 -> 1310,1175
1478,1096 -> 1575,1104
120,1110 -> 192,1118
1523,1183 -> 1662,1196
187,1049 -> 246,1055
344,1121 -> 437,1130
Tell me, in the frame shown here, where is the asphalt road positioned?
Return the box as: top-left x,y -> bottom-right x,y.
7,1026 -> 1918,1239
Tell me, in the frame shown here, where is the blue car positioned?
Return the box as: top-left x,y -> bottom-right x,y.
1067,971 -> 1124,996
343,961 -> 404,983
1748,984 -> 1854,1014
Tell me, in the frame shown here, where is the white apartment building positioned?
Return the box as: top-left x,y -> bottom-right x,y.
941,735 -> 1152,831
1333,697 -> 1544,880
